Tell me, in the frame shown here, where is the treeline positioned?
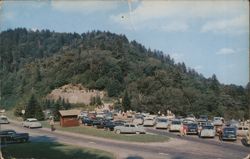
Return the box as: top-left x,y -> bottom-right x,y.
1,28 -> 249,120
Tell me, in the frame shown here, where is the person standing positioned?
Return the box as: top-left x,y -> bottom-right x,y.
180,123 -> 184,136
50,118 -> 55,131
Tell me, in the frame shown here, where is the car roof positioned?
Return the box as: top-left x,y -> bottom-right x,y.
26,118 -> 38,121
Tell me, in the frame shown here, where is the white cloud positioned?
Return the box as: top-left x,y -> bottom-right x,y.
51,1 -> 118,13
216,48 -> 236,55
111,1 -> 248,33
201,15 -> 249,34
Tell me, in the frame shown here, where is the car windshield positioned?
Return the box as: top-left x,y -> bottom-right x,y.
172,121 -> 181,124
203,126 -> 214,129
224,128 -> 236,134
214,117 -> 221,120
188,124 -> 197,128
158,119 -> 167,122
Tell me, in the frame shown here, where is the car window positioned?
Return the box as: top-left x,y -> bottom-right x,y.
244,127 -> 248,130
125,124 -> 129,127
130,124 -> 135,127
238,127 -> 242,130
172,121 -> 181,124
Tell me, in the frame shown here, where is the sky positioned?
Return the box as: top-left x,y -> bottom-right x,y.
0,0 -> 249,86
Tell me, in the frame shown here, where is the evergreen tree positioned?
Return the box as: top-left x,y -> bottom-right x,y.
122,90 -> 131,111
24,94 -> 44,120
95,95 -> 102,106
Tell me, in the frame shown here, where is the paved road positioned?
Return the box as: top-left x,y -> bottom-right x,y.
2,122 -> 250,159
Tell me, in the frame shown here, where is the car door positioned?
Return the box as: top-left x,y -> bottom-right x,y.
124,124 -> 130,133
130,124 -> 136,133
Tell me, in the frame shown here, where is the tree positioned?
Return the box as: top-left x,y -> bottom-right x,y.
210,74 -> 220,94
122,90 -> 131,111
95,95 -> 102,106
24,94 -> 44,120
107,80 -> 121,97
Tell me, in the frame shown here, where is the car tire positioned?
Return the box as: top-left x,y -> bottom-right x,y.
116,130 -> 121,134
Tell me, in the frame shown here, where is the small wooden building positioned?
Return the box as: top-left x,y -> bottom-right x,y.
59,110 -> 80,127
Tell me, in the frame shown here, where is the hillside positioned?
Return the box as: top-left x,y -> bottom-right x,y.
0,28 -> 249,119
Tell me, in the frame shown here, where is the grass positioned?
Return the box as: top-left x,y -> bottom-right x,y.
40,121 -> 169,143
5,110 -> 169,143
2,142 -> 114,159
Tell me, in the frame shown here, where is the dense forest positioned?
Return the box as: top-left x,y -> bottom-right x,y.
0,28 -> 249,119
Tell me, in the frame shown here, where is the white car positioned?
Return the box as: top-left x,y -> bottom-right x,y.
237,126 -> 249,137
0,115 -> 9,124
114,123 -> 146,134
199,125 -> 215,138
155,117 -> 169,129
22,118 -> 42,128
133,114 -> 144,125
143,117 -> 156,127
169,120 -> 182,132
213,117 -> 223,126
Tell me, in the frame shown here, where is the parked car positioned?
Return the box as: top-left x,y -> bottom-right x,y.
103,120 -> 125,131
213,117 -> 223,126
199,125 -> 215,138
221,127 -> 237,141
96,112 -> 105,119
88,111 -> 96,119
103,120 -> 116,131
185,114 -> 196,122
78,111 -> 88,119
185,123 -> 198,135
104,112 -> 114,120
113,120 -> 126,126
0,129 -> 29,143
114,123 -> 146,134
92,118 -> 105,128
197,115 -> 208,122
143,117 -> 156,127
133,114 -> 144,125
155,117 -> 169,129
22,118 -> 42,128
226,119 -> 240,127
82,116 -> 94,126
0,115 -> 9,124
197,121 -> 208,134
169,120 -> 182,132
237,126 -> 249,137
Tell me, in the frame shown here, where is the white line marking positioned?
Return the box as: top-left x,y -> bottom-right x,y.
89,141 -> 95,144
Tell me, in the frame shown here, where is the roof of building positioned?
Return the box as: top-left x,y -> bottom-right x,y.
59,110 -> 80,117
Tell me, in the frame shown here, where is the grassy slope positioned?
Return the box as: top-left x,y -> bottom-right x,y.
40,121 -> 169,143
2,142 -> 114,159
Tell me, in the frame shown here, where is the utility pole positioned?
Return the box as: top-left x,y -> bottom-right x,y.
0,123 -> 4,159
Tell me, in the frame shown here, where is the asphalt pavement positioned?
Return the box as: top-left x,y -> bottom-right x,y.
1,121 -> 250,159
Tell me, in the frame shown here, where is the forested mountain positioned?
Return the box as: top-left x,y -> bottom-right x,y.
0,28 -> 249,119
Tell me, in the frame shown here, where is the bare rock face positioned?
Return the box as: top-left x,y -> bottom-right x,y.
47,84 -> 104,104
